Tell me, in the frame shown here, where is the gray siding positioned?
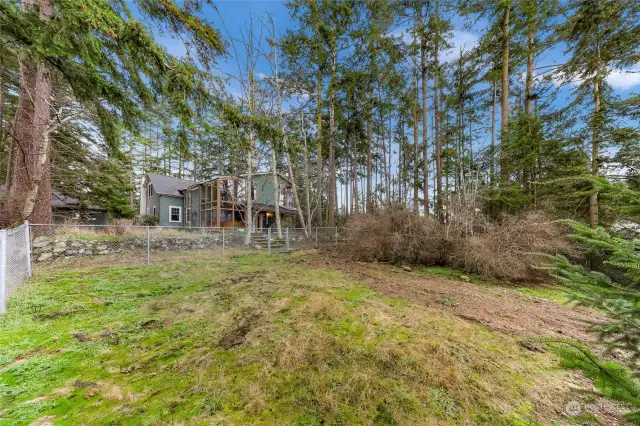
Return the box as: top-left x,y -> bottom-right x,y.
143,177 -> 161,219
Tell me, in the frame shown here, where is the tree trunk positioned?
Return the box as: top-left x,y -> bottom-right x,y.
345,147 -> 350,217
434,54 -> 442,220
315,70 -> 323,226
327,51 -> 337,227
0,56 -> 4,177
301,110 -> 312,232
4,0 -> 54,226
524,31 -> 534,116
589,48 -> 602,228
387,111 -> 392,203
421,30 -> 430,216
500,3 -> 510,183
490,80 -> 497,185
366,118 -> 372,212
352,134 -> 359,214
413,65 -> 419,214
129,147 -> 135,210
244,132 -> 254,245
244,40 -> 257,245
271,146 -> 283,239
523,23 -> 535,192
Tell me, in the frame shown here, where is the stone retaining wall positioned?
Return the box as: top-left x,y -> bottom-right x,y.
31,235 -> 229,262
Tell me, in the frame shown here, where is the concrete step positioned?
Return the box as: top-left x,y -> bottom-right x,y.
252,236 -> 285,247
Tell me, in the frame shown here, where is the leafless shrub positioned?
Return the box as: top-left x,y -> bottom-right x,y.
345,205 -> 446,265
447,211 -> 573,281
345,206 -> 571,282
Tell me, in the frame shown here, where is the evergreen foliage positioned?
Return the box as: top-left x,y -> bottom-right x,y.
543,218 -> 640,421
541,338 -> 640,423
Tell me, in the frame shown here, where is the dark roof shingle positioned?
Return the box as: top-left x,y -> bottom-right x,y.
148,173 -> 194,196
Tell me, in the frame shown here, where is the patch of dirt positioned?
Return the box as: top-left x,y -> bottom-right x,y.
215,272 -> 261,288
24,395 -> 49,404
28,416 -> 55,426
73,379 -> 96,388
1,347 -> 47,371
218,316 -> 258,350
311,255 -> 606,342
73,332 -> 91,342
4,357 -> 28,370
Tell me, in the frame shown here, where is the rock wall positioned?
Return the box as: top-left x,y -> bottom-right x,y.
31,235 -> 228,262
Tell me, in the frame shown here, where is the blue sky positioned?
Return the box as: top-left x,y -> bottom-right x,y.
140,1 -> 639,209
151,1 -> 292,102
148,1 -> 640,119
149,1 -> 640,107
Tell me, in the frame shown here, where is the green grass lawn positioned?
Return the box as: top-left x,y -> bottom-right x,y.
0,252 -> 572,425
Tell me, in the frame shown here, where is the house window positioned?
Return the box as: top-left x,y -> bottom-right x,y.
169,206 -> 182,223
153,206 -> 156,216
148,183 -> 153,198
146,207 -> 150,214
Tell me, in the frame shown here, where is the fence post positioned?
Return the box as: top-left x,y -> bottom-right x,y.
146,226 -> 150,265
315,227 -> 318,246
268,227 -> 271,254
0,229 -> 6,314
24,221 -> 32,278
286,227 -> 289,252
222,228 -> 225,257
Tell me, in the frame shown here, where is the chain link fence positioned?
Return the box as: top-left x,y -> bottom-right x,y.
0,222 -> 32,313
28,224 -> 344,265
0,223 -> 344,312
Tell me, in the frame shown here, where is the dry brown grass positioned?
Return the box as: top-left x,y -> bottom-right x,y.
344,207 -> 571,282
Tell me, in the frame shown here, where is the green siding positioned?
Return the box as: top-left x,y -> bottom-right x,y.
255,174 -> 277,205
159,196 -> 185,227
190,188 -> 200,227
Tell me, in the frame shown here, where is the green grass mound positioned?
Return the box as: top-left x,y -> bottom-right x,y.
0,253 -> 565,425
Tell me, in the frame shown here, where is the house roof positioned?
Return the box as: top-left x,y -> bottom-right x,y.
147,173 -> 195,196
51,191 -> 106,211
254,203 -> 298,215
0,185 -> 105,211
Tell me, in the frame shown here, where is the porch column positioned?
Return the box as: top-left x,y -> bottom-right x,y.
216,179 -> 221,228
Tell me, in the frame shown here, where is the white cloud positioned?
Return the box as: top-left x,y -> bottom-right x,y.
548,63 -> 640,90
607,64 -> 640,90
392,28 -> 413,45
391,29 -> 479,64
441,30 -> 479,63
256,72 -> 268,80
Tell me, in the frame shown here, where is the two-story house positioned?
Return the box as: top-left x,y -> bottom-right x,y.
139,172 -> 297,228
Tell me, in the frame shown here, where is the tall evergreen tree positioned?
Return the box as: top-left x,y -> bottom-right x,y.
556,0 -> 640,228
0,0 -> 225,226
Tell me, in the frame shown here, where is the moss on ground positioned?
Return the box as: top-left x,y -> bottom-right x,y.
0,252 -> 569,425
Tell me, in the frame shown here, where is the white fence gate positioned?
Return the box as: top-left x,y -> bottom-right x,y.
0,221 -> 32,313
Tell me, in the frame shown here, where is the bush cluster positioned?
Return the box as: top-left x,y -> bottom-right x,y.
344,205 -> 572,282
135,214 -> 160,226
